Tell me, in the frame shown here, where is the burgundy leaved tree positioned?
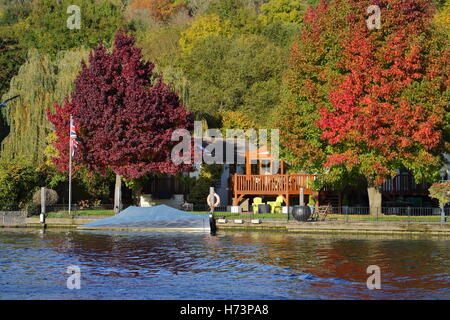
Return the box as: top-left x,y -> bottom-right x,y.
48,31 -> 193,212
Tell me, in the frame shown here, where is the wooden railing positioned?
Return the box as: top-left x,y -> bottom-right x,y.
233,174 -> 317,195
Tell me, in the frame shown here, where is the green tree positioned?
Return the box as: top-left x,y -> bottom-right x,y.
259,0 -> 316,25
0,160 -> 41,209
14,0 -> 127,57
0,0 -> 31,97
181,34 -> 285,127
434,0 -> 449,38
205,0 -> 245,19
179,13 -> 233,54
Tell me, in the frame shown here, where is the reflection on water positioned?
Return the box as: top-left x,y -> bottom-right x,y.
0,228 -> 449,299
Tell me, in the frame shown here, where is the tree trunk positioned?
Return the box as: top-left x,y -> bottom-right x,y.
367,186 -> 382,217
114,173 -> 122,214
131,183 -> 143,206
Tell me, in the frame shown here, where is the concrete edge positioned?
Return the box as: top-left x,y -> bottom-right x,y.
2,217 -> 450,237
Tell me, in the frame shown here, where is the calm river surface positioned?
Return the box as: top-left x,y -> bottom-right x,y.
0,228 -> 449,299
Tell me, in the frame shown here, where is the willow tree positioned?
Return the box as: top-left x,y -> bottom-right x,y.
0,48 -> 90,166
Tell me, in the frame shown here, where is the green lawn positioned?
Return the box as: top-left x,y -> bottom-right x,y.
46,209 -> 115,218
327,214 -> 443,222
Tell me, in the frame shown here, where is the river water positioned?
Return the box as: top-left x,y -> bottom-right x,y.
0,228 -> 449,299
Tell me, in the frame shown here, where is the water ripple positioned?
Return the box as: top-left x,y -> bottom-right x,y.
0,229 -> 449,299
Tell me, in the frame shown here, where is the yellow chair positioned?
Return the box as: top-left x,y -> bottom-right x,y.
252,197 -> 264,213
267,195 -> 284,213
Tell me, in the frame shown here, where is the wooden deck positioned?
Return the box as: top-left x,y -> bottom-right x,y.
231,172 -> 430,208
232,174 -> 317,206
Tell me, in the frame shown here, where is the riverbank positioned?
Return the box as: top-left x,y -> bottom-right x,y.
217,220 -> 450,236
1,216 -> 449,236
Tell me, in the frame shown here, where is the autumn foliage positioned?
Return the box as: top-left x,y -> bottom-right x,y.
429,181 -> 450,208
278,0 -> 449,187
131,0 -> 185,21
47,32 -> 193,181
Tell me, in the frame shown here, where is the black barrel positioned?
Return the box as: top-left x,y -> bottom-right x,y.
292,205 -> 311,221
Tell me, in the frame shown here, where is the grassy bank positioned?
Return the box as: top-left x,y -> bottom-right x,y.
46,209 -> 115,218
327,214 -> 444,223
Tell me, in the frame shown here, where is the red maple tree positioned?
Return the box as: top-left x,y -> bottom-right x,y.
316,0 -> 448,211
277,0 -> 448,213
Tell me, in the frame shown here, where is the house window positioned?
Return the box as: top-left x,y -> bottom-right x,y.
261,160 -> 271,175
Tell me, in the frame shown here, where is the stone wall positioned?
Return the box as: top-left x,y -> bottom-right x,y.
0,211 -> 27,226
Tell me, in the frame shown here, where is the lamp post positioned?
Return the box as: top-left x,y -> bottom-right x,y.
439,168 -> 448,223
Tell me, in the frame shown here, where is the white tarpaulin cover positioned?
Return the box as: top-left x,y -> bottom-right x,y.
79,205 -> 209,231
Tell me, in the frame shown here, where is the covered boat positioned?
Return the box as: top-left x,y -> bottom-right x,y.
78,205 -> 212,232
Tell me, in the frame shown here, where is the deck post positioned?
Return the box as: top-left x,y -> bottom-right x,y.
233,174 -> 238,206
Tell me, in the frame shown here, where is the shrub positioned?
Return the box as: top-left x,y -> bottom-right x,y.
187,164 -> 223,205
0,161 -> 41,209
32,188 -> 59,206
429,182 -> 450,208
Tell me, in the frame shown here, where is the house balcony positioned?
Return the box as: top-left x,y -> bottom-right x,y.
232,174 -> 317,206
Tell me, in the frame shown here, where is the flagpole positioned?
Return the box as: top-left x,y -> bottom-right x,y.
69,115 -> 73,216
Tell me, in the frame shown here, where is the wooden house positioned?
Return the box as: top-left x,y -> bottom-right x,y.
231,145 -> 318,207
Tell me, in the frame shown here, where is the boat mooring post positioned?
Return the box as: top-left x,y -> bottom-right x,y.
208,187 -> 217,234
209,187 -> 215,215
40,187 -> 46,226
